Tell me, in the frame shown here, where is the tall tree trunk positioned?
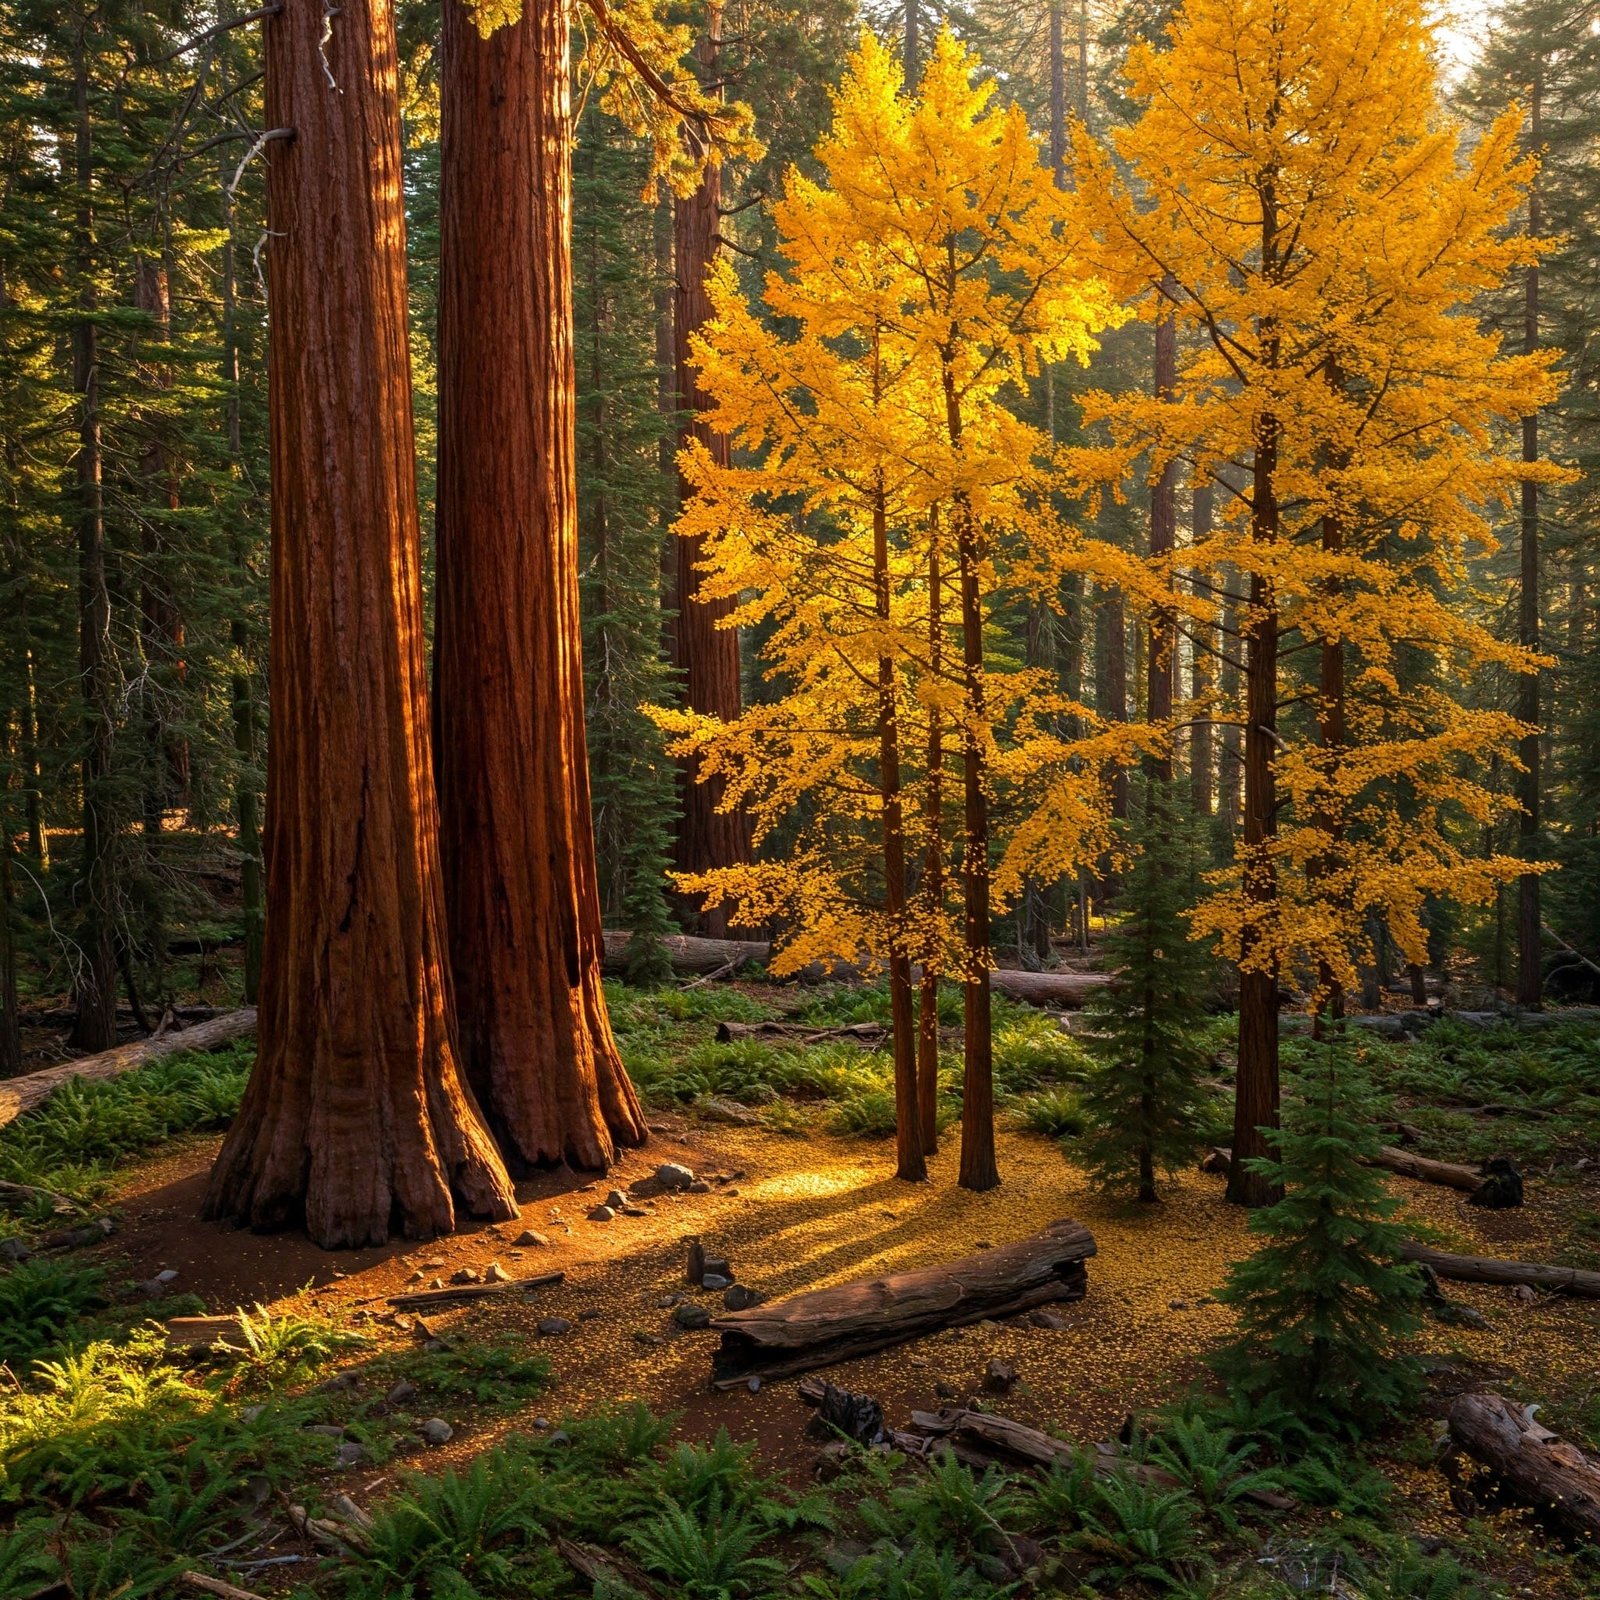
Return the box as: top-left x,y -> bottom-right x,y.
917,519 -> 944,1156
432,0 -> 645,1171
134,255 -> 189,836
670,4 -> 750,935
944,348 -> 997,1192
905,0 -> 919,85
873,474 -> 923,1183
203,0 -> 517,1247
1314,507 -> 1347,1030
221,151 -> 262,1005
1516,75 -> 1542,1009
0,834 -> 18,1079
69,28 -> 117,1055
1148,286 -> 1177,785
1189,480 -> 1214,817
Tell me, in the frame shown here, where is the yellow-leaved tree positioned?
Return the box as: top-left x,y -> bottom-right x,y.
1072,0 -> 1565,1205
653,30 -> 1133,1190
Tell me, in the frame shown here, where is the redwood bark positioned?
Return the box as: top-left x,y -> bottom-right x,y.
203,0 -> 517,1247
432,0 -> 646,1172
670,4 -> 750,934
917,523 -> 944,1155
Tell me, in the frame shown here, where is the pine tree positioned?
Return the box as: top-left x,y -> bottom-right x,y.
1211,1042 -> 1424,1439
1078,778 -> 1212,1202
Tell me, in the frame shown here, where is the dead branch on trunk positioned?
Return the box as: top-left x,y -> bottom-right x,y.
710,1220 -> 1094,1388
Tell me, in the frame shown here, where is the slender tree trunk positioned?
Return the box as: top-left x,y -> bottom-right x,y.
134,256 -> 188,836
1189,480 -> 1215,817
904,0 -> 919,85
1230,178 -> 1283,1207
220,154 -> 262,1005
1314,507 -> 1347,1031
69,29 -> 117,1054
944,346 -> 998,1191
203,0 -> 517,1247
873,475 -> 923,1183
432,0 -> 645,1171
0,835 -> 18,1078
670,4 -> 750,935
917,520 -> 944,1156
1103,589 -> 1128,816
1148,286 -> 1177,785
1516,76 -> 1542,1009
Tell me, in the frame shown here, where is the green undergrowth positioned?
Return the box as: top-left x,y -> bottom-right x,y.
0,1042 -> 254,1233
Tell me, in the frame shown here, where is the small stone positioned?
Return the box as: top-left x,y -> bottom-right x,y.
429,1278 -> 445,1290
622,1205 -> 648,1218
317,1372 -> 360,1393
533,1416 -> 551,1430
702,1273 -> 732,1292
386,1380 -> 418,1406
935,1381 -> 957,1400
687,1180 -> 712,1194
239,1404 -> 264,1424
700,1096 -> 761,1126
137,1277 -> 170,1299
413,1315 -> 438,1339
725,1188 -> 741,1197
983,1359 -> 1019,1395
729,1169 -> 748,1181
657,1292 -> 684,1308
605,1189 -> 628,1210
635,1330 -> 666,1347
1029,1310 -> 1067,1331
0,1238 -> 31,1263
407,1269 -> 424,1283
723,1284 -> 765,1311
548,1429 -> 571,1446
423,1338 -> 449,1353
485,1261 -> 512,1283
1169,1299 -> 1189,1311
420,1418 -> 454,1446
538,1317 -> 574,1336
578,1308 -> 601,1322
336,1442 -> 365,1468
514,1229 -> 549,1248
155,1268 -> 179,1284
673,1303 -> 712,1330
1513,1284 -> 1537,1303
424,1258 -> 446,1269
656,1162 -> 696,1191
587,1204 -> 615,1222
450,1267 -> 480,1285
747,1376 -> 762,1393
306,1423 -> 347,1438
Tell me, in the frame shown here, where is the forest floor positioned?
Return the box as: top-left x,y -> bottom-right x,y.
2,978 -> 1598,1598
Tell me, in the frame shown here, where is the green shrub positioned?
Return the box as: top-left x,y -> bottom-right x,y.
1013,1087 -> 1086,1140
0,1261 -> 109,1367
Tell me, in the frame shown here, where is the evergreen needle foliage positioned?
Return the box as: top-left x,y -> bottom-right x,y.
1212,1041 -> 1425,1438
1078,778 -> 1215,1201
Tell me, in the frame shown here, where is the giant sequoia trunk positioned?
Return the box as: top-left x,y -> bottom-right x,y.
670,3 -> 751,934
432,0 -> 646,1171
203,0 -> 517,1248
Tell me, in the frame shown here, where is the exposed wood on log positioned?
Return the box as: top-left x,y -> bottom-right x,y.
181,1574 -> 271,1600
1400,1243 -> 1600,1300
603,930 -> 770,976
710,1220 -> 1095,1388
385,1271 -> 563,1308
1449,1392 -> 1600,1541
0,1178 -> 87,1214
0,1009 -> 257,1131
164,1314 -> 251,1350
555,1537 -> 665,1600
713,1020 -> 886,1046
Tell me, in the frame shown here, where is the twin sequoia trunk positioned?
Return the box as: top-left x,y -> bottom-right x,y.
203,0 -> 517,1247
433,0 -> 646,1171
670,4 -> 751,934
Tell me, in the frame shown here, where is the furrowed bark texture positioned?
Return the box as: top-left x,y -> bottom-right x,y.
670,4 -> 750,933
432,0 -> 645,1172
203,0 -> 516,1248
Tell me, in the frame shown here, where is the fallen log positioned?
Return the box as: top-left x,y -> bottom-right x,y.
0,1009 -> 258,1132
988,970 -> 1109,1007
713,1020 -> 886,1046
1200,1144 -> 1520,1205
602,930 -> 771,977
164,1314 -> 251,1350
1399,1243 -> 1600,1300
555,1538 -> 664,1600
385,1271 -> 563,1309
1448,1392 -> 1600,1541
180,1575 -> 271,1600
709,1219 -> 1095,1388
